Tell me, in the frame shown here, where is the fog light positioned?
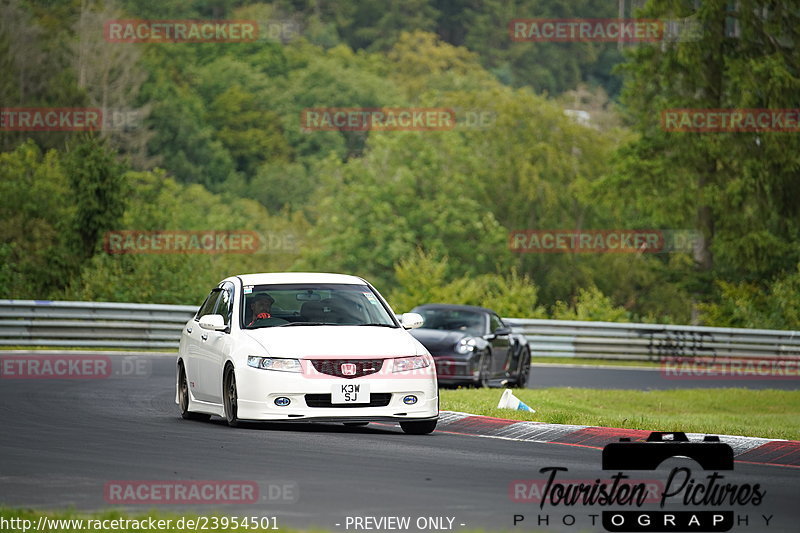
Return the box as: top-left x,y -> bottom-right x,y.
274,397 -> 291,407
403,395 -> 418,405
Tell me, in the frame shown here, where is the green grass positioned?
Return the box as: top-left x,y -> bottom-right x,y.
532,356 -> 660,367
440,387 -> 800,440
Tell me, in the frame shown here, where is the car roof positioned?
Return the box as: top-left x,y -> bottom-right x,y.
411,303 -> 496,315
226,272 -> 369,286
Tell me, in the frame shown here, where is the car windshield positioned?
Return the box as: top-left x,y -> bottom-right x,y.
241,283 -> 397,329
415,309 -> 486,337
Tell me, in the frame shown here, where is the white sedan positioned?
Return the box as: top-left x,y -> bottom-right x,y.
176,272 -> 438,434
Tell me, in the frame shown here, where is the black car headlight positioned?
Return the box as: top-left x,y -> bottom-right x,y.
455,337 -> 477,354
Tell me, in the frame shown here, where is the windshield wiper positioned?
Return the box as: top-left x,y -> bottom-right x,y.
275,321 -> 337,327
355,323 -> 399,328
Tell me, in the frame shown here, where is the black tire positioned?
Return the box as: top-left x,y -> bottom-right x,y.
178,364 -> 210,421
223,365 -> 240,427
512,347 -> 531,389
474,351 -> 491,388
400,419 -> 437,435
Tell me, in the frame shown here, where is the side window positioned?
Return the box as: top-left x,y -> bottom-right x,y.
489,314 -> 503,333
214,285 -> 233,326
195,289 -> 222,320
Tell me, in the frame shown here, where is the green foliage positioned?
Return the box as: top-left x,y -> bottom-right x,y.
138,73 -> 237,190
1,0 -> 797,331
0,141 -> 76,297
608,0 -> 800,290
63,170 -> 310,305
296,132 -> 511,290
448,0 -> 625,95
699,264 -> 800,330
387,249 -> 545,317
208,85 -> 292,176
552,286 -> 632,322
62,135 -> 127,258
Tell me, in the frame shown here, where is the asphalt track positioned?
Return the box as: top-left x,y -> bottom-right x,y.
0,354 -> 797,532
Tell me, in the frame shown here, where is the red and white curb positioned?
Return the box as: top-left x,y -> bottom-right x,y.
435,411 -> 800,468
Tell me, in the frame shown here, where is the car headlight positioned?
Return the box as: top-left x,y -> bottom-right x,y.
247,356 -> 302,373
392,355 -> 431,373
455,337 -> 477,354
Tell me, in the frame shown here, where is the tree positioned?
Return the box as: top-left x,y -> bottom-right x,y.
606,0 -> 800,319
62,135 -> 127,259
64,170 -> 310,305
208,85 -> 292,177
296,133 -> 510,290
388,249 -> 544,317
71,0 -> 152,166
0,141 -> 75,297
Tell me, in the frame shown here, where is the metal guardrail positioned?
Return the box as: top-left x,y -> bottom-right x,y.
1,299 -> 798,360
0,299 -> 196,349
505,318 -> 800,361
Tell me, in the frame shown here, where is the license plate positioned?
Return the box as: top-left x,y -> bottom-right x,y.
331,383 -> 370,404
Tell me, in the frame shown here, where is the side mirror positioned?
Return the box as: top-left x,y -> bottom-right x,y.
494,326 -> 512,336
198,314 -> 226,331
400,312 -> 424,330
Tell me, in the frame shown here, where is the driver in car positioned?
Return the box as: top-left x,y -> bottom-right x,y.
247,293 -> 287,327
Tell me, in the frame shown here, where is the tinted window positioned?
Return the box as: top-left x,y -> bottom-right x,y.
489,314 -> 503,333
214,286 -> 233,325
416,309 -> 485,337
195,289 -> 222,320
241,283 -> 397,329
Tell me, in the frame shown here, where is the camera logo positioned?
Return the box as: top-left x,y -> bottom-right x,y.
601,432 -> 744,532
602,432 -> 733,471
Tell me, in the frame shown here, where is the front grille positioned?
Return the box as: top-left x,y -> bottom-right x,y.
305,393 -> 392,408
310,359 -> 384,379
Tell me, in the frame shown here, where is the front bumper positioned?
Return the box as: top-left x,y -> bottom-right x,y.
235,364 -> 438,422
433,354 -> 479,383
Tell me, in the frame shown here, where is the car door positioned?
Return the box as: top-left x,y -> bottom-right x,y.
201,282 -> 235,405
487,313 -> 511,378
189,288 -> 223,402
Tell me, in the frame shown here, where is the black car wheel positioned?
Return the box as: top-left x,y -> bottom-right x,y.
474,351 -> 491,388
179,363 -> 210,421
223,365 -> 240,427
513,347 -> 531,388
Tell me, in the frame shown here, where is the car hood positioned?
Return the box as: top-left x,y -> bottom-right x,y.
408,328 -> 467,353
241,326 -> 426,359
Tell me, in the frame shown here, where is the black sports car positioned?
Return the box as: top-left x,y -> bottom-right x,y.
408,304 -> 531,388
